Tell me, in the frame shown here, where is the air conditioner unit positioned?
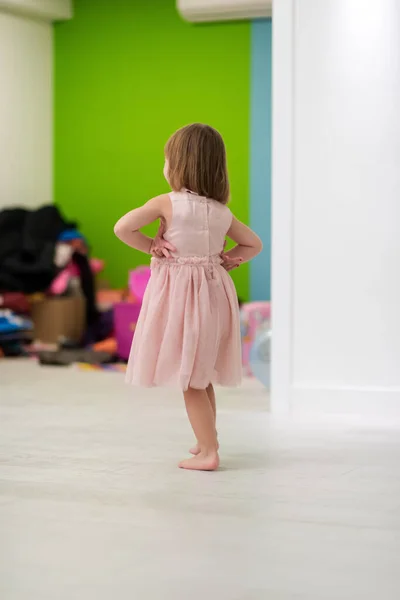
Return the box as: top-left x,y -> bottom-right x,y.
177,0 -> 272,23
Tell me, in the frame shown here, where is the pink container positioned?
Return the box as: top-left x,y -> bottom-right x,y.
129,266 -> 151,302
240,301 -> 271,376
114,302 -> 142,360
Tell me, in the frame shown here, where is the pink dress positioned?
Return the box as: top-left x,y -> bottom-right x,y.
126,190 -> 242,391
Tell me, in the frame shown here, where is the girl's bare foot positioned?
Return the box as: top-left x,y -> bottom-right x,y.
179,451 -> 220,471
189,443 -> 201,455
189,440 -> 219,455
190,425 -> 219,456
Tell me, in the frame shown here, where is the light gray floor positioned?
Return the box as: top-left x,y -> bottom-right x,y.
1,360 -> 400,600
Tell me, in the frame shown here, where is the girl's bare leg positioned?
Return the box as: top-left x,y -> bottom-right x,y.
179,386 -> 219,471
189,383 -> 218,455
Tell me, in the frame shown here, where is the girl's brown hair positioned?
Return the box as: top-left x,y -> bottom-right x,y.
165,123 -> 230,204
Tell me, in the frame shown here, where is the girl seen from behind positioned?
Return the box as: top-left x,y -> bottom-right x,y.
114,123 -> 262,471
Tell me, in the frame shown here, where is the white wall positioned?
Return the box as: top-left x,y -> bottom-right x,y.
0,11 -> 52,209
272,0 -> 400,414
0,0 -> 71,21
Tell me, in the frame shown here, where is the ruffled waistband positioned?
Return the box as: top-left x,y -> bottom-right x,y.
151,254 -> 222,267
151,254 -> 223,281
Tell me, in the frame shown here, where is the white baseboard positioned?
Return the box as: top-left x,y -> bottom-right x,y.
291,384 -> 400,417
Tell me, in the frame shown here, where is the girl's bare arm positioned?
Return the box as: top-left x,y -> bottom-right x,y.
114,194 -> 173,254
225,216 -> 263,263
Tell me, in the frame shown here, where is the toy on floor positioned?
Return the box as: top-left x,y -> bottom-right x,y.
92,337 -> 117,354
0,310 -> 32,334
240,301 -> 271,375
249,322 -> 271,388
38,348 -> 114,366
0,310 -> 33,358
76,362 -> 126,373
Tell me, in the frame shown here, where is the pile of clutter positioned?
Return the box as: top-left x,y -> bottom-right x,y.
0,204 -> 148,368
0,204 -> 272,380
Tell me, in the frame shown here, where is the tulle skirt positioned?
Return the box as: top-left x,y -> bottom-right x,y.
126,255 -> 242,391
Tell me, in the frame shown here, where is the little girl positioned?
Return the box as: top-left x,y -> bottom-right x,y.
114,123 -> 262,471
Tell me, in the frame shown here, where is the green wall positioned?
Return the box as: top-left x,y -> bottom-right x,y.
54,0 -> 251,299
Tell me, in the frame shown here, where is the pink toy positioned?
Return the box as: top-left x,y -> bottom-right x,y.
128,266 -> 151,302
240,301 -> 271,376
50,258 -> 105,296
114,302 -> 142,360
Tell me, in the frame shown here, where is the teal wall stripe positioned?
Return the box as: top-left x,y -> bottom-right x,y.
250,19 -> 272,301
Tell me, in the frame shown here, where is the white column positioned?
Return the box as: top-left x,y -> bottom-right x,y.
0,0 -> 71,21
0,1 -> 71,209
0,12 -> 52,208
272,0 -> 400,414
